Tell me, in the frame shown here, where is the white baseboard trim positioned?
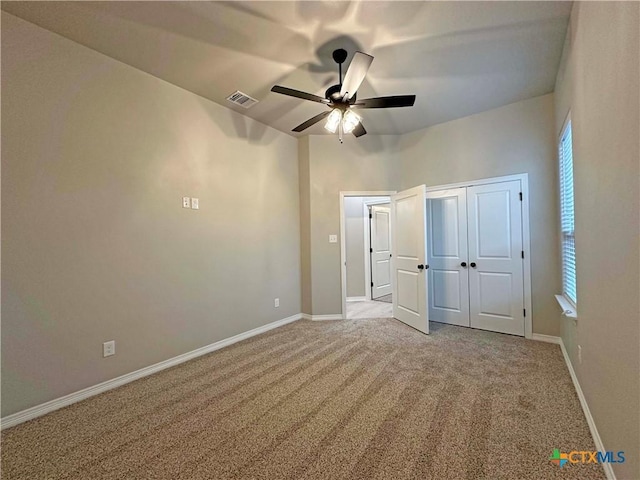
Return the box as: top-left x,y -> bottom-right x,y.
0,313 -> 302,431
557,339 -> 616,480
530,333 -> 561,344
346,296 -> 366,303
301,313 -> 344,321
532,334 -> 615,479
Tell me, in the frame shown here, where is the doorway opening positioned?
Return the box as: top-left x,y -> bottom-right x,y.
339,192 -> 395,319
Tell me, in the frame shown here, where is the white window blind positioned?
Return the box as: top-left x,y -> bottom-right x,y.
559,120 -> 577,304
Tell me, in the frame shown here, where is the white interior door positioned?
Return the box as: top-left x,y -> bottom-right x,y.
426,188 -> 470,327
371,205 -> 392,299
391,185 -> 429,334
467,180 -> 525,336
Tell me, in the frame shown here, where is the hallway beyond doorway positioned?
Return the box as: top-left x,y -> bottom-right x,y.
346,299 -> 392,319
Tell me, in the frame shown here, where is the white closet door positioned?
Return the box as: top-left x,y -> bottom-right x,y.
467,180 -> 524,336
391,185 -> 429,334
371,205 -> 392,299
426,188 -> 470,327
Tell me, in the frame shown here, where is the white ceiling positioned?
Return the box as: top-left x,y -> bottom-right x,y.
2,1 -> 572,136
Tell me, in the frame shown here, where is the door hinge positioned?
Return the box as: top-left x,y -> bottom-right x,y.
519,192 -> 523,201
371,282 -> 374,287
521,250 -> 524,259
369,213 -> 372,219
370,248 -> 373,253
523,308 -> 526,317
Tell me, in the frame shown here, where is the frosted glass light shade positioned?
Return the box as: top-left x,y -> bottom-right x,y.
342,109 -> 361,134
324,109 -> 342,133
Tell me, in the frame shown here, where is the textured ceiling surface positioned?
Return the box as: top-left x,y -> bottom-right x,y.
2,1 -> 572,136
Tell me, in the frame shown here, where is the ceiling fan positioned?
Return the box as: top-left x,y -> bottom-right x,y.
271,49 -> 416,142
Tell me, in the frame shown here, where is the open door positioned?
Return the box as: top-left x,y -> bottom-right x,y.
370,205 -> 392,299
391,185 -> 429,334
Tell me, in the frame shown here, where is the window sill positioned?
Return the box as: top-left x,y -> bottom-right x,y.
555,294 -> 577,319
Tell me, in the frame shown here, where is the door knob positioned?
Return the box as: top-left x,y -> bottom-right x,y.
470,262 -> 477,268
417,264 -> 424,270
461,262 -> 467,267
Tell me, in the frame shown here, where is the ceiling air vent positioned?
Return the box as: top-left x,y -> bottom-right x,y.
226,90 -> 258,109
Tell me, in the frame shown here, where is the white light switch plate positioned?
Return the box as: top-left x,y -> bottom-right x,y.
182,197 -> 191,208
329,235 -> 338,243
191,198 -> 199,210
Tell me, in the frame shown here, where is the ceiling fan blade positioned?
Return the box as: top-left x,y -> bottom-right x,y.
352,95 -> 416,109
339,52 -> 374,101
271,85 -> 330,104
352,122 -> 367,138
292,111 -> 331,132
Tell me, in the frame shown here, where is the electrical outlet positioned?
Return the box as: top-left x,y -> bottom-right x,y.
329,234 -> 338,243
191,198 -> 199,210
103,340 -> 115,358
578,345 -> 582,364
182,197 -> 191,208
274,298 -> 280,308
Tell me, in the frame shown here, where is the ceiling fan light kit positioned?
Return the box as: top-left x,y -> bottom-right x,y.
271,48 -> 416,143
324,108 -> 342,133
342,109 -> 361,134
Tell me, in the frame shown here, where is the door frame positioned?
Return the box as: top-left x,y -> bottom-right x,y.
425,173 -> 533,339
340,191 -> 396,320
363,199 -> 392,301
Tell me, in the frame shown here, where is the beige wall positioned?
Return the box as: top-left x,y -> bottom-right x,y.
554,3 -> 640,478
397,94 -> 561,336
298,137 -> 312,314
302,135 -> 401,315
1,13 -> 301,416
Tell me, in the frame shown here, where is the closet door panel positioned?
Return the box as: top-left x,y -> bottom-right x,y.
467,181 -> 525,336
426,188 -> 470,327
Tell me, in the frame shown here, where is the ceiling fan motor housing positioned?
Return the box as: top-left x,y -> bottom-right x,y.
325,84 -> 356,105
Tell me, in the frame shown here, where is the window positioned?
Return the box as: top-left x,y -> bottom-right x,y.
559,119 -> 577,305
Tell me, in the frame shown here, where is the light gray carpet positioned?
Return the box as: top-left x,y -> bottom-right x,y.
1,319 -> 605,479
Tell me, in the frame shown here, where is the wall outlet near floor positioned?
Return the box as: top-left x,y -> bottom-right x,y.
274,298 -> 280,308
182,196 -> 191,208
329,234 -> 338,243
191,198 -> 199,210
578,345 -> 582,364
103,340 -> 116,358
